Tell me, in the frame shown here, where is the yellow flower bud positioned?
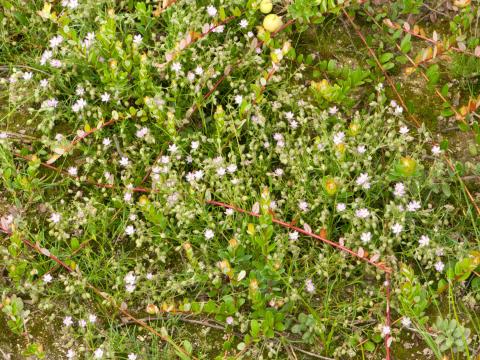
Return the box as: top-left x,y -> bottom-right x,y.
259,0 -> 273,14
263,14 -> 283,33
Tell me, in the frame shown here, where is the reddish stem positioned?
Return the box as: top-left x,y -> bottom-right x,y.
385,272 -> 391,360
206,200 -> 392,273
14,153 -> 152,193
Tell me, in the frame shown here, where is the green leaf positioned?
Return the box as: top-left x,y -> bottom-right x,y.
426,64 -> 440,87
250,319 -> 261,339
364,341 -> 376,352
379,52 -> 394,63
400,34 -> 412,53
440,139 -> 449,151
471,277 -> 480,292
183,340 -> 193,354
441,183 -> 451,198
458,122 -> 470,132
383,62 -> 395,70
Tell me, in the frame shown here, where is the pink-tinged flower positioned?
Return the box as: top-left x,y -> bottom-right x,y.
204,229 -> 214,240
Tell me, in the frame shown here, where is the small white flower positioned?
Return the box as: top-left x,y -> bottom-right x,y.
124,272 -> 136,285
50,213 -> 61,224
63,316 -> 73,327
234,95 -> 243,105
23,72 -> 33,81
226,316 -> 234,325
289,231 -> 299,241
213,24 -> 225,33
68,167 -> 78,176
40,50 -> 52,65
333,131 -> 345,145
328,106 -> 338,115
171,62 -> 182,73
361,232 -> 372,244
50,59 -> 62,68
94,348 -> 104,359
40,79 -> 49,88
357,145 -> 366,154
194,66 -> 203,75
407,200 -> 421,212
43,273 -> 53,283
399,126 -> 409,135
239,19 -> 248,28
225,208 -> 234,216
133,34 -> 143,45
194,170 -> 204,180
124,191 -> 132,203
66,349 -> 76,359
42,98 -> 59,109
382,325 -> 391,336
185,172 -> 195,183
125,225 -> 135,236
401,317 -> 411,327
146,273 -> 153,280
227,164 -> 237,173
305,279 -> 315,293
434,261 -> 445,272
355,208 -> 370,219
431,145 -> 441,156
128,354 -> 137,360
83,32 -> 95,48
72,98 -> 87,112
76,86 -> 85,96
419,235 -> 430,247
298,200 -> 309,212
356,173 -> 371,190
204,229 -> 215,240
126,284 -> 136,293
217,167 -> 226,176
187,72 -> 195,82
375,83 -> 384,91
136,127 -> 149,138
78,319 -> 86,328
49,35 -> 63,48
274,168 -> 284,177
119,157 -> 130,167
101,92 -> 110,102
394,105 -> 403,115
168,144 -> 178,153
336,203 -> 346,212
391,223 -> 403,235
189,141 -> 199,151
206,5 -> 217,17
103,138 -> 111,146
393,182 -> 405,198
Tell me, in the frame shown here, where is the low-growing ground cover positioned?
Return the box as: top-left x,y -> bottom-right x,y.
0,0 -> 479,359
